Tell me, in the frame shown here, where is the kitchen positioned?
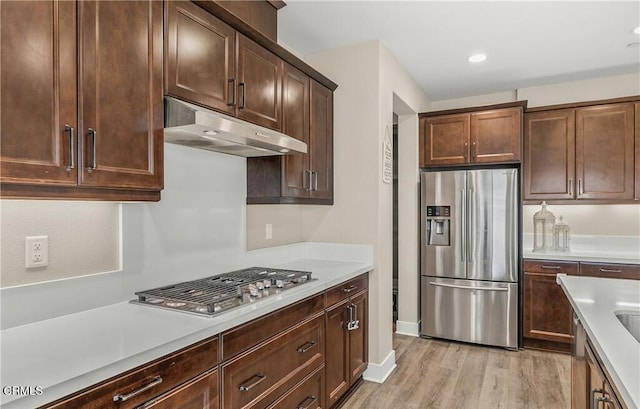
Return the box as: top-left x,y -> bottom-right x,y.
1,1 -> 639,409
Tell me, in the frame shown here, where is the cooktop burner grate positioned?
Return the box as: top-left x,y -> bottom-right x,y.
131,267 -> 313,316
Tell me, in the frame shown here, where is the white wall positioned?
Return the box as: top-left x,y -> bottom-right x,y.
0,201 -> 120,288
523,204 -> 640,236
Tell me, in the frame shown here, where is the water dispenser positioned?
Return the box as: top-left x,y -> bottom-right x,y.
425,205 -> 450,246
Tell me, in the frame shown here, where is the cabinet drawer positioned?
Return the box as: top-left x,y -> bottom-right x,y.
43,336 -> 218,409
222,293 -> 324,361
580,262 -> 640,280
326,274 -> 368,307
266,365 -> 324,409
222,314 -> 324,409
140,369 -> 218,409
523,260 -> 579,275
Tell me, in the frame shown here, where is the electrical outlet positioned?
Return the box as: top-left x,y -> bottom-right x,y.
265,223 -> 273,240
25,236 -> 48,268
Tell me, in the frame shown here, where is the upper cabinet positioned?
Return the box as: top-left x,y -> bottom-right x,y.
524,101 -> 636,203
165,1 -> 283,131
246,78 -> 334,204
1,0 -> 163,201
419,104 -> 522,167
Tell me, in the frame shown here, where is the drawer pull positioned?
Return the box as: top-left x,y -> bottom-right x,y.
599,268 -> 623,273
297,341 -> 317,353
239,373 -> 266,391
540,265 -> 561,270
112,375 -> 162,402
297,395 -> 318,409
342,285 -> 357,293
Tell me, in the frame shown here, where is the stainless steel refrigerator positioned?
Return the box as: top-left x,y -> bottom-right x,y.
420,168 -> 519,349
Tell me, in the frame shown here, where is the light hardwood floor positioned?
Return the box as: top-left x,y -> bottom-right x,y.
341,334 -> 571,409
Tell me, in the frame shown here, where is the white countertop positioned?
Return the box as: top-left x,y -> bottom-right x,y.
524,249 -> 640,265
0,258 -> 372,408
557,275 -> 640,409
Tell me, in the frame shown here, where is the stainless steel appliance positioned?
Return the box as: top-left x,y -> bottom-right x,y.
164,97 -> 307,157
131,267 -> 313,317
420,168 -> 519,349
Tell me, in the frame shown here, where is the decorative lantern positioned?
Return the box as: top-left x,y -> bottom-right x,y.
533,201 -> 555,253
553,216 -> 571,252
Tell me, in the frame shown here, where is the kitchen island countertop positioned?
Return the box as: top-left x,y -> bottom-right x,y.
0,258 -> 372,408
557,274 -> 640,409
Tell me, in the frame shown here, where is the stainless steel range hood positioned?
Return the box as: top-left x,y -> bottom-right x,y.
164,97 -> 307,157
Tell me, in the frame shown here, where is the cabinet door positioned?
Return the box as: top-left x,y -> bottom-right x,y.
523,109 -> 576,200
325,300 -> 350,408
470,107 -> 521,163
0,1 -> 77,186
576,103 -> 635,200
143,370 -> 218,409
236,33 -> 282,131
165,0 -> 235,116
349,290 -> 368,385
281,63 -> 310,198
309,80 -> 334,201
421,114 -> 470,166
523,269 -> 575,344
78,0 -> 163,190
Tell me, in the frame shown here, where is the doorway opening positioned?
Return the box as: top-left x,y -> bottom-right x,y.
392,113 -> 398,326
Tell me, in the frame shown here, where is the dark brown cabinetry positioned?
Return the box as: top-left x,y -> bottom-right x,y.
165,1 -> 283,132
164,0 -> 236,116
585,341 -> 626,409
325,275 -> 368,408
523,260 -> 578,352
1,0 -> 163,201
42,336 -> 218,409
419,105 -> 522,167
524,102 -> 635,202
636,103 -> 640,201
142,370 -> 218,409
525,259 -> 640,354
246,79 -> 334,204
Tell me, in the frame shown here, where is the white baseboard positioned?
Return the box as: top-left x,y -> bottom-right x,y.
363,349 -> 396,384
395,320 -> 420,337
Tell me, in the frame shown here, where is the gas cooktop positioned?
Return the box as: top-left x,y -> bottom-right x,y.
130,267 -> 313,317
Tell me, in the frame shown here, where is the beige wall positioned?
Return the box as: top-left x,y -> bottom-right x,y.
429,90 -> 517,111
523,204 -> 640,236
0,200 -> 120,287
246,205 -> 303,249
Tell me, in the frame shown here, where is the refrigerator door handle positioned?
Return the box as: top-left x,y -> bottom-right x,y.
428,281 -> 509,292
460,187 -> 466,262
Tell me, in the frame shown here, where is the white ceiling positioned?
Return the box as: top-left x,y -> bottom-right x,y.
277,1 -> 640,101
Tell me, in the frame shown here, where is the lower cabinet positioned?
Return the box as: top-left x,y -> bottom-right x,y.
585,341 -> 625,409
142,370 -> 218,409
524,259 -> 640,354
523,260 -> 578,352
39,274 -> 369,409
325,277 -> 369,408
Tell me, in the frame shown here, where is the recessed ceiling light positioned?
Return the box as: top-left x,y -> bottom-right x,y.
634,26 -> 640,34
468,54 -> 487,63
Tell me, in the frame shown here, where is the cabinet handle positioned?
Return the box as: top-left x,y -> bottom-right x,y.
463,142 -> 468,159
297,395 -> 318,409
64,124 -> 75,171
313,171 -> 318,191
540,265 -> 561,270
228,79 -> 236,106
596,396 -> 614,409
239,373 -> 266,391
296,341 -> 317,353
599,268 -> 623,273
578,179 -> 583,196
471,142 -> 477,158
86,128 -> 97,173
346,305 -> 354,329
238,82 -> 246,109
591,387 -> 605,409
305,170 -> 313,191
342,285 -> 357,293
112,376 -> 162,402
568,178 -> 573,196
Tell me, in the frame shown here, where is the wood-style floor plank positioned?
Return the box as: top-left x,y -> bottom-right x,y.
340,335 -> 571,409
